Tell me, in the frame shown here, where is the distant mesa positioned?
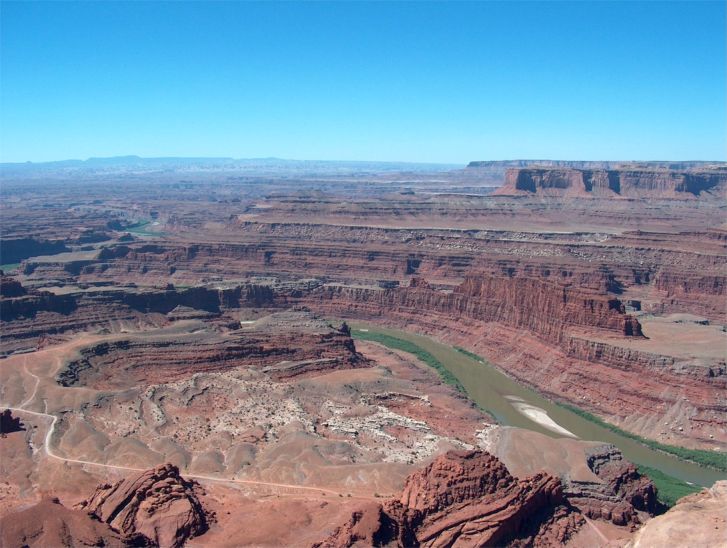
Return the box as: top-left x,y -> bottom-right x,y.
466,160 -> 725,170
493,166 -> 727,198
0,155 -> 460,176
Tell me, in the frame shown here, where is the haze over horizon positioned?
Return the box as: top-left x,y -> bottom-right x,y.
3,154 -> 727,169
1,1 -> 725,163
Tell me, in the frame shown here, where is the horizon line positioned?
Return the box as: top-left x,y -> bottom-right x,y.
2,154 -> 726,167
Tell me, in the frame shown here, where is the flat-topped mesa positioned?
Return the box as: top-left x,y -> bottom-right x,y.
467,160 -> 724,170
55,311 -> 368,389
494,167 -> 727,198
468,160 -> 617,169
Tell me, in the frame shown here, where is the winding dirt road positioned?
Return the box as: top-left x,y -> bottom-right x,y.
4,405 -> 359,498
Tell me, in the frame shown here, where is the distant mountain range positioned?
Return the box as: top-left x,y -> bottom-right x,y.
0,155 -> 460,175
3,156 -> 723,181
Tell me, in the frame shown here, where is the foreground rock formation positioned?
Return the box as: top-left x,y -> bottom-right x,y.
628,481 -> 727,548
566,446 -> 662,527
0,464 -> 208,547
316,449 -> 661,548
79,463 -> 209,547
0,497 -> 128,547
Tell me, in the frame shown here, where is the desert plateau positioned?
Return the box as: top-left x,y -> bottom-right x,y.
0,157 -> 725,547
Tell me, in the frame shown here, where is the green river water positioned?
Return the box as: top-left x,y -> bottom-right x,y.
349,322 -> 726,488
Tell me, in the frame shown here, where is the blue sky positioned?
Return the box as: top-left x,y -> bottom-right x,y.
1,1 -> 724,164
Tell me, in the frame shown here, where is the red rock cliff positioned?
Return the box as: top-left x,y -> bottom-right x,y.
495,168 -> 727,198
315,450 -> 581,548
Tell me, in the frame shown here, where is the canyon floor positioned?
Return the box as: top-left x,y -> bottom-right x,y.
1,159 -> 725,546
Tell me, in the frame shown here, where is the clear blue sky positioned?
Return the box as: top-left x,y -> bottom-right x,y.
1,1 -> 724,164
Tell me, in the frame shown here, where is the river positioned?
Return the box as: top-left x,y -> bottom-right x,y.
350,322 -> 726,487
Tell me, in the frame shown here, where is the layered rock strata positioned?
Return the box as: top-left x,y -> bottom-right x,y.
56,311 -> 366,389
316,450 -> 580,547
0,279 -> 277,356
318,449 -> 664,547
495,167 -> 727,198
565,446 -> 662,526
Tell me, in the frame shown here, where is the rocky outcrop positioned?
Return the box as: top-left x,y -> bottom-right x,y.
566,445 -> 662,527
316,450 -> 583,547
494,167 -> 727,199
79,463 -> 209,548
0,497 -> 130,547
628,481 -> 727,548
318,449 -> 665,547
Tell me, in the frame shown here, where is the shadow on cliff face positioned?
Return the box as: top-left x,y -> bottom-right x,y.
0,291 -> 79,321
0,409 -> 25,436
0,238 -> 70,264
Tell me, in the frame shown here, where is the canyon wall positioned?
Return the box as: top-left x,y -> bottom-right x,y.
3,219 -> 724,446
302,275 -> 642,346
495,168 -> 727,198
